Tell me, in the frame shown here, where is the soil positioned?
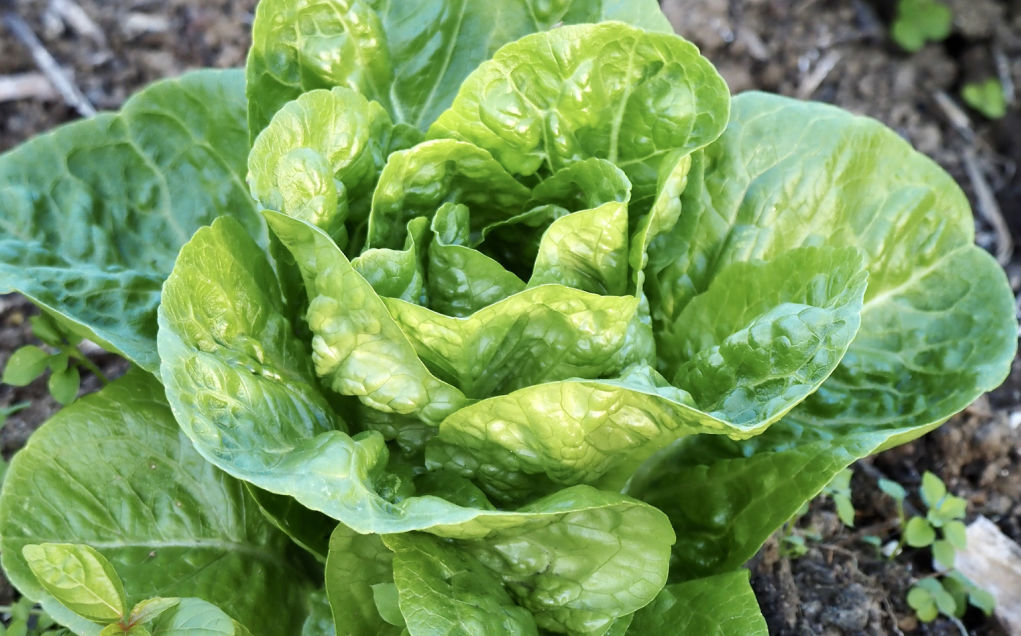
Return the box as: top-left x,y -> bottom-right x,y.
0,0 -> 1019,634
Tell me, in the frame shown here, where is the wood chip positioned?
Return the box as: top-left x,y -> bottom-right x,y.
0,72 -> 58,103
954,516 -> 1021,634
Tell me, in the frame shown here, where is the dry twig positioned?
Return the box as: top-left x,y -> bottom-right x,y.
0,72 -> 57,102
2,11 -> 95,117
964,147 -> 1013,266
796,50 -> 841,100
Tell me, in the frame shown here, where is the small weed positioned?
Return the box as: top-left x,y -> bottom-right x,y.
891,0 -> 952,52
961,79 -> 1007,119
2,314 -> 108,406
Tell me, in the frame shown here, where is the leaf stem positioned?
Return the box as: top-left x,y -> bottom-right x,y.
69,348 -> 109,384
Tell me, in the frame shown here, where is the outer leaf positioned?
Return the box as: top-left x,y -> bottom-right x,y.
383,533 -> 537,635
628,571 -> 767,635
0,70 -> 260,373
21,543 -> 126,623
149,598 -> 251,636
428,23 -> 729,202
324,525 -> 399,636
367,140 -> 530,250
667,246 -> 867,425
648,92 -> 1016,442
382,286 -> 648,397
0,372 -> 309,636
245,485 -> 335,563
245,0 -> 672,135
629,424 -> 889,580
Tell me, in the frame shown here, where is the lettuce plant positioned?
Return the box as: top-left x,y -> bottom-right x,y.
0,1 -> 1015,634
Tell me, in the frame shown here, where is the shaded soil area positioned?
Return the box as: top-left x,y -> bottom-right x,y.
1,0 -> 1019,634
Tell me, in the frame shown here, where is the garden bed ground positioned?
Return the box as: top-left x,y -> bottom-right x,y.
0,0 -> 1019,633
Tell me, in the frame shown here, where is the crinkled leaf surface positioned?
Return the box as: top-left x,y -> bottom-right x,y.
262,211 -> 468,424
367,140 -> 530,250
245,0 -> 672,135
629,571 -> 766,635
428,23 -> 729,202
248,87 -> 400,236
384,533 -> 537,635
382,286 -> 648,398
648,92 -> 1016,437
0,69 -> 260,373
0,372 -> 309,636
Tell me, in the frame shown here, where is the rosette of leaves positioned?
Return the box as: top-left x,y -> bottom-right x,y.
0,1 -> 1015,634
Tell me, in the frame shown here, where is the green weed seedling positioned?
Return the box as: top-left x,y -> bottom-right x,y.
878,472 -> 995,625
20,543 -> 248,635
1,314 -> 107,405
891,0 -> 952,52
0,596 -> 64,636
961,79 -> 1007,119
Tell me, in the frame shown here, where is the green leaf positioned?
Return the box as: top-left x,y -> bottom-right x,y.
148,598 -> 251,636
878,478 -> 907,501
245,0 -> 673,136
245,485 -> 336,563
248,87 -> 405,241
629,571 -> 767,635
969,587 -> 996,616
426,363 -> 758,502
367,140 -> 530,250
21,543 -> 126,623
0,70 -> 261,373
907,585 -> 937,621
427,203 -> 525,317
383,533 -> 537,635
261,211 -> 467,424
667,246 -> 867,425
526,159 -> 632,295
352,216 -> 430,303
628,424 -> 888,579
649,92 -> 1016,446
428,23 -> 729,203
128,598 -> 181,627
961,79 -> 1007,119
2,346 -> 51,386
324,525 -> 399,636
936,495 -> 967,522
834,496 -> 856,528
891,0 -> 952,52
29,314 -> 66,347
370,584 -> 405,628
932,539 -> 955,569
47,366 -> 80,406
920,471 -> 947,508
0,372 -> 310,636
905,517 -> 937,547
942,520 -> 967,549
383,286 -> 649,397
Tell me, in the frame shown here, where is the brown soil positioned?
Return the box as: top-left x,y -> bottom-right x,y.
1,0 -> 1019,634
